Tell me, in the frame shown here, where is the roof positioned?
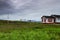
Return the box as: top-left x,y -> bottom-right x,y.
42,16 -> 54,18
51,15 -> 60,18
42,15 -> 60,18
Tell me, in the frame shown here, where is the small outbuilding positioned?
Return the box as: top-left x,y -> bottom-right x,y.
41,15 -> 60,23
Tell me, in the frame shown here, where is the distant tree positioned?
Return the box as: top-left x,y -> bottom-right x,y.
28,20 -> 32,22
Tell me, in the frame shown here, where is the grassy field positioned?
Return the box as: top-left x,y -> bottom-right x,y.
0,20 -> 60,40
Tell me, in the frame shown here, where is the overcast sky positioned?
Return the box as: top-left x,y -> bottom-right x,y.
0,0 -> 60,21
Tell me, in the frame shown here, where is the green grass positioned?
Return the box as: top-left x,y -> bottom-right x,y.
0,20 -> 60,40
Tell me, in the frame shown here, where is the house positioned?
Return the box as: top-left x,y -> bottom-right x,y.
41,15 -> 60,23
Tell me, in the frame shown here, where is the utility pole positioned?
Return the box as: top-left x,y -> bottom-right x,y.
7,13 -> 9,24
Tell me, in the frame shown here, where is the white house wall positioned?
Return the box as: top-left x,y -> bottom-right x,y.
55,18 -> 60,23
46,18 -> 48,23
42,17 -> 46,23
46,18 -> 54,23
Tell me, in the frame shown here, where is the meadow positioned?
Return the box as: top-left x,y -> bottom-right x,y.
0,20 -> 60,40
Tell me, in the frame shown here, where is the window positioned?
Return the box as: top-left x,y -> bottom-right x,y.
58,18 -> 60,20
48,18 -> 52,22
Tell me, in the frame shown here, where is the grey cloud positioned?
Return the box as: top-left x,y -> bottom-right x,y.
16,0 -> 60,13
0,0 -> 60,14
0,0 -> 60,20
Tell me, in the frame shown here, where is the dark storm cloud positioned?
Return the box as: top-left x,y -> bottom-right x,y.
0,0 -> 13,15
0,0 -> 10,9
